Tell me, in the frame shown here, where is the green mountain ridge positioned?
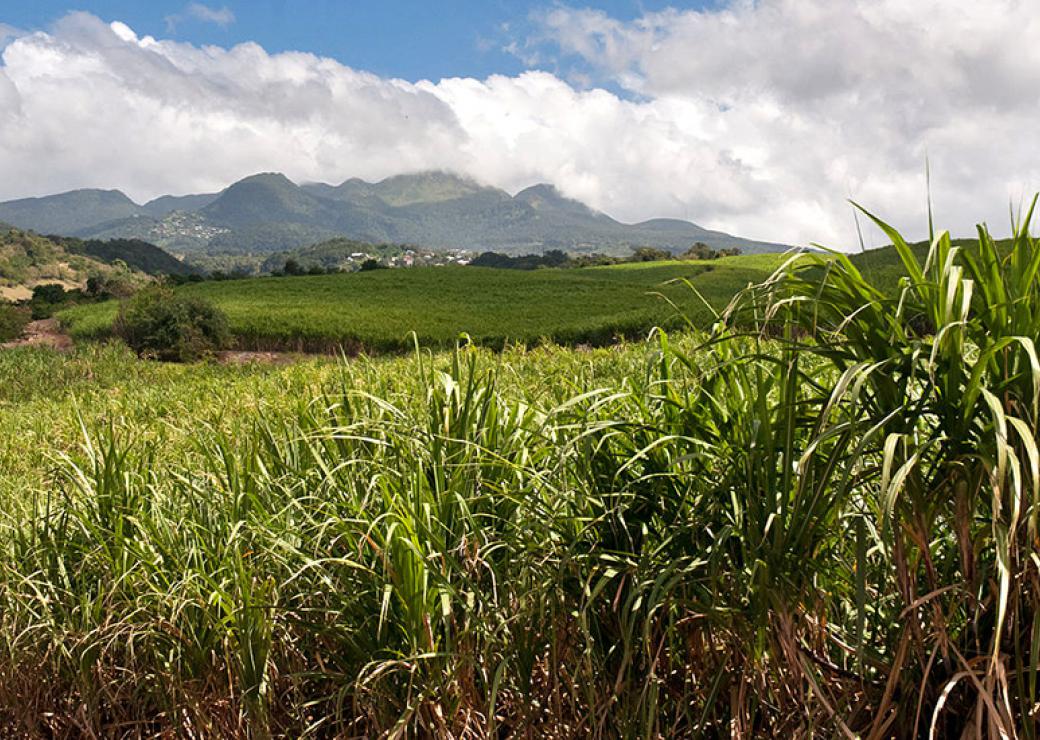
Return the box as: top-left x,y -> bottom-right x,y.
0,189 -> 141,235
0,171 -> 790,256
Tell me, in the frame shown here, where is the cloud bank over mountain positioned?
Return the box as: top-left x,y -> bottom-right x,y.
0,2 -> 1037,247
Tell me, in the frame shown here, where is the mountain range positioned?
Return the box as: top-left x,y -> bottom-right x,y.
0,172 -> 787,256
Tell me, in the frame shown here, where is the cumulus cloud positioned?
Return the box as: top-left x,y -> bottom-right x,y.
531,0 -> 1040,244
0,5 -> 1036,247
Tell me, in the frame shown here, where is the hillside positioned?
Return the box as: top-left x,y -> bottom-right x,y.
58,237 -> 196,276
0,172 -> 788,257
0,227 -> 193,302
0,228 -> 110,301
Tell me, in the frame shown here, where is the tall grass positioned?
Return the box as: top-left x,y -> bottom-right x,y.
0,209 -> 1037,735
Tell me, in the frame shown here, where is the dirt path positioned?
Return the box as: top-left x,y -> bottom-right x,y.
0,319 -> 74,351
0,324 -> 302,364
216,350 -> 297,366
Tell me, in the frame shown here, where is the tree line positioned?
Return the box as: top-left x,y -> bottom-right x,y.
469,242 -> 742,270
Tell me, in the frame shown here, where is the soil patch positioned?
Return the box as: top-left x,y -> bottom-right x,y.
216,350 -> 297,366
0,319 -> 73,351
0,285 -> 32,302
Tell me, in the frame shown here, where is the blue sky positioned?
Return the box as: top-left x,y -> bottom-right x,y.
3,1 -> 708,81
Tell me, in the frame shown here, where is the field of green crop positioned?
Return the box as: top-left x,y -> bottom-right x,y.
58,255 -> 789,351
3,221 -> 1040,736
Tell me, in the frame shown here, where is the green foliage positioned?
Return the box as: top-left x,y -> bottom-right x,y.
113,286 -> 230,361
470,248 -> 571,269
31,283 -> 67,304
29,282 -> 73,319
357,257 -> 386,271
680,240 -> 742,259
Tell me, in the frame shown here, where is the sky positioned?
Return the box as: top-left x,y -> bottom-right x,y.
1,0 -> 1037,247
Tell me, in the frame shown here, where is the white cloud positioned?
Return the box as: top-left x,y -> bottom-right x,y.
531,0 -> 1040,245
186,3 -> 235,27
165,3 -> 235,32
0,5 -> 1037,247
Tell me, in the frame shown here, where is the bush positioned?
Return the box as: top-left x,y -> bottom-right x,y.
87,273 -> 138,299
0,303 -> 29,343
113,287 -> 230,361
31,283 -> 68,305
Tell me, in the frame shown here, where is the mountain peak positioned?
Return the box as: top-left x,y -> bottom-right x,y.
370,170 -> 488,206
228,172 -> 297,190
0,188 -> 142,234
513,183 -> 603,220
514,183 -> 562,201
202,172 -> 326,228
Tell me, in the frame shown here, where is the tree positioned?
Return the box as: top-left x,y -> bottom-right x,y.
629,247 -> 671,262
681,242 -> 715,260
680,242 -> 743,260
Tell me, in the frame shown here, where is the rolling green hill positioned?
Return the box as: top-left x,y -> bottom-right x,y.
59,253 -> 787,351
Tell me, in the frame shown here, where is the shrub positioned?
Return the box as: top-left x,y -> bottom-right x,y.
0,303 -> 29,343
31,283 -> 67,304
113,287 -> 230,361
